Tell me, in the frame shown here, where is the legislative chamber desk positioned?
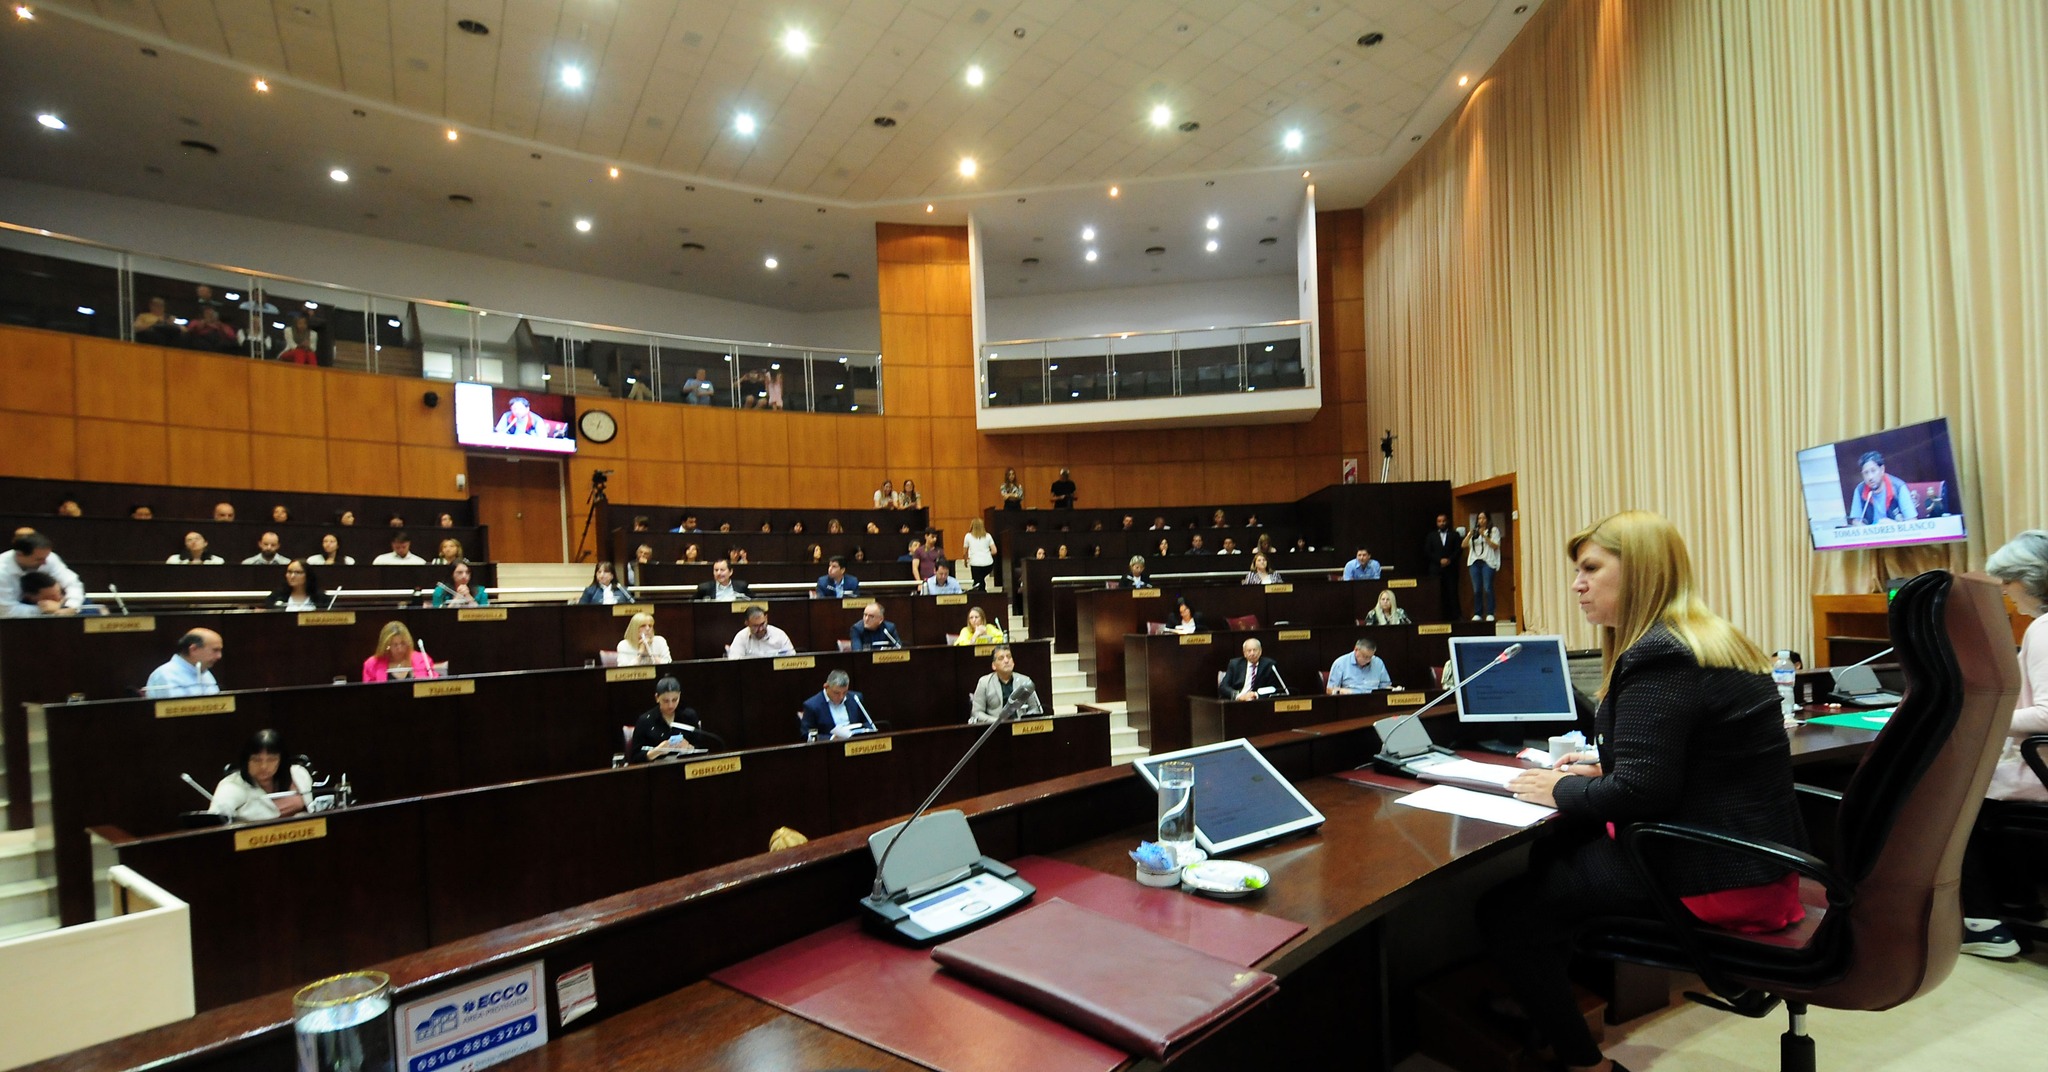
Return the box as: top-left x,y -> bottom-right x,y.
35,716 -> 1877,1072
1017,552 -> 1353,653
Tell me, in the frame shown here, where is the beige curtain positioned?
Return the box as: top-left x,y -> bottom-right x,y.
1359,0 -> 2048,652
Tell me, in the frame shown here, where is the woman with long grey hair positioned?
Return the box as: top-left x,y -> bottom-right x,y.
1959,530 -> 2048,958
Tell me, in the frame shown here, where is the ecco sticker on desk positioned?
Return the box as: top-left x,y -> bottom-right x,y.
234,818 -> 325,851
415,680 -> 476,698
84,616 -> 153,633
1011,720 -> 1054,736
1277,629 -> 1312,641
1178,633 -> 1211,645
845,737 -> 893,756
1389,691 -> 1426,706
872,650 -> 911,664
155,696 -> 235,718
935,594 -> 968,605
1417,623 -> 1452,635
774,656 -> 816,671
605,666 -> 656,682
610,604 -> 653,617
397,960 -> 547,1072
457,608 -> 508,622
296,612 -> 356,626
1387,578 -> 1417,589
1264,583 -> 1294,593
685,755 -> 742,780
1275,699 -> 1314,713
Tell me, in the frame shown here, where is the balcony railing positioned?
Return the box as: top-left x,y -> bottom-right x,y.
0,221 -> 884,414
978,320 -> 1311,408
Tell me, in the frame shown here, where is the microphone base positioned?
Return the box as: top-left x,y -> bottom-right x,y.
858,856 -> 1035,946
1369,746 -> 1455,778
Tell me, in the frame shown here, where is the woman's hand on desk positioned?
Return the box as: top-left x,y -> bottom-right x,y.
1508,768 -> 1575,808
1553,751 -> 1603,778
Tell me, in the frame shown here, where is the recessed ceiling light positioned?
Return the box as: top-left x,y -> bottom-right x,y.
1458,75 -> 1470,87
75,305 -> 93,315
607,166 -> 619,179
13,5 -> 33,20
1084,250 -> 1098,262
781,28 -> 812,56
1283,128 -> 1303,151
352,109 -> 366,117
1178,121 -> 1199,133
303,300 -> 319,309
1258,236 -> 1278,245
965,64 -> 985,87
387,318 -> 402,328
832,272 -> 850,280
1302,170 -> 1311,178
1144,246 -> 1164,255
1081,226 -> 1095,241
1109,185 -> 1120,198
734,112 -> 757,136
925,204 -> 934,213
560,64 -> 585,89
35,113 -> 64,130
764,256 -> 778,269
574,218 -> 592,233
254,78 -> 270,92
456,18 -> 489,35
1205,239 -> 1218,252
447,194 -> 473,204
445,129 -> 458,141
680,242 -> 705,251
1358,31 -> 1383,47
1205,216 -> 1219,230
1149,104 -> 1171,128
328,168 -> 349,182
958,157 -> 978,177
224,292 -> 240,300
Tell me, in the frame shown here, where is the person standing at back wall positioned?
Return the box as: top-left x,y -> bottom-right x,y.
1422,513 -> 1460,621
1462,512 -> 1502,621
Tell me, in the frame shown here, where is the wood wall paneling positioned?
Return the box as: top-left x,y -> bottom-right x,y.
246,363 -> 327,436
321,371 -> 399,443
75,418 -> 169,484
684,406 -> 738,464
74,339 -> 166,424
166,427 -> 252,490
0,328 -> 78,414
0,413 -> 77,479
623,398 -> 684,461
164,352 -> 250,432
392,379 -> 454,447
248,434 -> 330,494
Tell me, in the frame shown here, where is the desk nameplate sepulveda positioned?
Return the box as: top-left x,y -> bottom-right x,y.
457,608 -> 508,622
415,680 -> 476,698
845,737 -> 894,757
774,656 -> 816,671
872,650 -> 911,664
605,666 -> 656,683
155,696 -> 235,718
85,616 -> 153,633
1011,720 -> 1054,736
234,818 -> 326,851
611,604 -> 653,617
686,755 -> 742,780
296,612 -> 355,626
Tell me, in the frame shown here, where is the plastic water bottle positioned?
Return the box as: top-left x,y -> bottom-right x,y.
1772,652 -> 1798,724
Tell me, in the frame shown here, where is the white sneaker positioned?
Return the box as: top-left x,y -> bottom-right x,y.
1471,615 -> 1481,621
1963,918 -> 2021,958
1486,614 -> 1496,621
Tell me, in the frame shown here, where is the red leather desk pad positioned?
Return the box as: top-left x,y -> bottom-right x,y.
711,855 -> 1307,1072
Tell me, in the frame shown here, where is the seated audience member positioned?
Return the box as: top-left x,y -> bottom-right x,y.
849,602 -> 904,651
1243,552 -> 1280,585
1186,534 -> 1211,555
1364,589 -> 1412,625
921,561 -> 963,595
133,296 -> 183,344
10,570 -> 63,617
718,522 -> 733,533
580,561 -> 631,604
874,480 -> 900,509
1291,536 -> 1314,553
626,677 -> 720,762
1244,514 -> 1261,527
625,544 -> 657,587
816,555 -> 860,599
759,521 -> 774,533
631,515 -> 652,533
362,620 -> 438,681
1155,537 -> 1173,558
241,532 -> 288,565
679,544 -> 703,564
213,502 -> 237,522
1032,547 -> 1047,560
854,547 -> 869,563
682,368 -> 714,405
130,504 -> 155,520
270,504 -> 290,523
1121,515 -> 1136,531
1343,546 -> 1382,580
1254,534 -> 1277,556
729,547 -> 750,565
308,533 -> 353,566
207,729 -> 310,821
430,562 -> 488,607
805,543 -> 825,564
267,561 -> 325,610
335,509 -> 357,526
898,538 -> 921,563
826,518 -> 844,534
791,521 -> 807,534
1326,638 -> 1393,694
279,316 -> 318,365
865,521 -> 881,535
1150,516 -> 1169,531
970,645 -> 1043,725
387,514 -> 406,528
899,479 -> 924,510
439,513 -> 456,529
1055,544 -> 1070,560
432,537 -> 467,565
955,605 -> 1006,646
184,305 -> 241,352
616,611 -> 672,666
169,531 -> 226,565
728,606 -> 794,659
144,629 -> 223,696
911,530 -> 943,582
1121,556 -> 1153,589
694,559 -> 750,601
1220,638 -> 1286,701
56,497 -> 82,517
799,670 -> 877,741
1212,509 -> 1229,528
4,532 -> 83,613
1964,530 -> 2048,957
1165,598 -> 1203,634
373,532 -> 427,565
1218,537 -> 1242,555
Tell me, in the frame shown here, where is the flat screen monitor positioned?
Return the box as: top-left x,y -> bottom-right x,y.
454,382 -> 576,455
1132,740 -> 1324,856
1448,635 -> 1576,723
1797,417 -> 1965,551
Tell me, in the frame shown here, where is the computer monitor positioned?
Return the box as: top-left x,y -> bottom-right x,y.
1448,635 -> 1576,723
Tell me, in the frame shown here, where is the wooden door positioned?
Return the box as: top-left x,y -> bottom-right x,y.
467,455 -> 566,563
1452,474 -> 1518,626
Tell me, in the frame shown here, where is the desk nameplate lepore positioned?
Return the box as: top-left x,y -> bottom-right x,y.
296,612 -> 355,626
85,616 -> 153,633
844,737 -> 894,757
155,696 -> 235,719
234,818 -> 326,852
605,666 -> 657,683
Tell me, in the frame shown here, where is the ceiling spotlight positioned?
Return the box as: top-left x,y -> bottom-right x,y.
574,218 -> 592,232
764,256 -> 779,269
1205,239 -> 1219,252
1205,216 -> 1219,231
1149,104 -> 1171,128
328,168 -> 349,182
223,292 -> 241,300
13,5 -> 33,20
271,321 -> 286,330
560,64 -> 585,89
965,64 -> 985,87
254,78 -> 271,92
1081,226 -> 1095,241
1084,250 -> 1098,262
607,166 -> 619,178
1109,185 -> 1120,198
445,129 -> 459,141
734,112 -> 756,136
1302,170 -> 1311,178
924,203 -> 935,213
75,305 -> 93,315
958,157 -> 978,177
1458,75 -> 1470,87
1283,128 -> 1303,151
387,318 -> 402,328
781,28 -> 812,56
35,113 -> 64,130
304,301 -> 319,309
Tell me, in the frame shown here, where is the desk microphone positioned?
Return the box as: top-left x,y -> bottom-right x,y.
1367,642 -> 1522,775
108,583 -> 128,615
325,586 -> 343,611
1844,646 -> 1895,669
178,772 -> 215,803
1268,663 -> 1290,697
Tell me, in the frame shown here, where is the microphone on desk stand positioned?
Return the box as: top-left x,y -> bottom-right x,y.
1365,642 -> 1522,776
1844,646 -> 1895,669
858,681 -> 1039,946
178,773 -> 216,804
108,583 -> 128,615
325,586 -> 343,611
1267,663 -> 1291,698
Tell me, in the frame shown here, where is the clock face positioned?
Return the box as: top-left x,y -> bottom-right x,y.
579,409 -> 618,443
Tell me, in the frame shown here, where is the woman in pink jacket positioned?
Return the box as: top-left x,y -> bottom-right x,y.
362,620 -> 440,682
1961,530 -> 2048,958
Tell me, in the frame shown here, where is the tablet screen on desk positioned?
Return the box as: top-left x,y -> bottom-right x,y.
1134,740 -> 1325,855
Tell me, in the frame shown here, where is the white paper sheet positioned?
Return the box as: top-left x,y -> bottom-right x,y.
1394,784 -> 1557,827
1417,758 -> 1523,788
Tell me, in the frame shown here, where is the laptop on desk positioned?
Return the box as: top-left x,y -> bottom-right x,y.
1829,664 -> 1901,706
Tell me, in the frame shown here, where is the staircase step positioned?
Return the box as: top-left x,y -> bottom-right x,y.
0,827 -> 52,885
1111,744 -> 1150,765
1110,726 -> 1140,751
0,915 -> 60,943
0,875 -> 58,928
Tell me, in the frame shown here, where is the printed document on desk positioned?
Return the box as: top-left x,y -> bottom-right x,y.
1413,758 -> 1523,793
1395,784 -> 1556,828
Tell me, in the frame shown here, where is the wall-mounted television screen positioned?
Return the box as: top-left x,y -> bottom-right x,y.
454,382 -> 576,455
1797,417 -> 1964,551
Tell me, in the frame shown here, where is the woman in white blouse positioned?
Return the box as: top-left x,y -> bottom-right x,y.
308,533 -> 354,566
209,729 -> 311,822
963,519 -> 998,591
1462,512 -> 1503,621
616,611 -> 673,666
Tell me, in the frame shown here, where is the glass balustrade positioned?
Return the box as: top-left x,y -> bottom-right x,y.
979,320 -> 1312,408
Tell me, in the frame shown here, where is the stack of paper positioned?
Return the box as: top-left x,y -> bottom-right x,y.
1394,784 -> 1556,827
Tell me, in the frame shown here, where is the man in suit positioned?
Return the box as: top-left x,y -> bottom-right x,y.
1120,555 -> 1153,589
848,601 -> 903,651
1219,637 -> 1286,701
815,555 -> 860,598
1422,513 -> 1460,620
799,669 -> 877,741
969,645 -> 1043,725
693,559 -> 750,601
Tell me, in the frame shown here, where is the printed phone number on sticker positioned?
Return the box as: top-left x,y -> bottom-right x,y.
408,1015 -> 538,1072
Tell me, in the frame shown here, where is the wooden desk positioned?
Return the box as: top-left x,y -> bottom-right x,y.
0,475 -> 474,534
1018,552 -> 1353,653
73,562 -> 499,602
1811,593 -> 2027,666
0,514 -> 488,565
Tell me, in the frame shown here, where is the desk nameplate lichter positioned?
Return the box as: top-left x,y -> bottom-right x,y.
1265,583 -> 1295,594
1389,691 -> 1426,706
1275,699 -> 1314,713
1388,578 -> 1418,589
1178,633 -> 1212,645
155,696 -> 235,719
935,594 -> 968,606
774,656 -> 816,671
233,818 -> 326,852
296,611 -> 355,626
1012,720 -> 1054,736
1277,629 -> 1312,641
840,598 -> 868,610
1418,623 -> 1452,636
685,755 -> 742,780
458,608 -> 508,622
415,680 -> 476,698
611,604 -> 654,617
872,651 -> 911,664
845,737 -> 894,757
1130,588 -> 1162,599
733,601 -> 769,614
605,666 -> 657,683
85,616 -> 153,633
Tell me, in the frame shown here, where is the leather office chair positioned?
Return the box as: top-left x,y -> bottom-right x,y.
1971,735 -> 2048,940
1226,614 -> 1260,631
1575,571 -> 2020,1072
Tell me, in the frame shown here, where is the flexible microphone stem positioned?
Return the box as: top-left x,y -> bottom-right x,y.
866,684 -> 1036,903
325,586 -> 343,611
1844,646 -> 1895,669
1366,642 -> 1523,762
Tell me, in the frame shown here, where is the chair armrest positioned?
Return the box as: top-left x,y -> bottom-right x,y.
2022,736 -> 2048,792
1792,782 -> 1844,803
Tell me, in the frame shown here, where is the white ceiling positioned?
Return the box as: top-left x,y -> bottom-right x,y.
0,0 -> 1544,312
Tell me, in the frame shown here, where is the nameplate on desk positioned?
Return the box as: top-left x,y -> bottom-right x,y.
872,650 -> 911,664
155,696 -> 234,718
1387,578 -> 1417,589
85,616 -> 153,633
1275,699 -> 1314,713
1003,720 -> 1052,737
234,818 -> 326,852
1264,583 -> 1295,594
296,611 -> 356,626
774,656 -> 816,671
1130,588 -> 1161,599
935,594 -> 968,605
1389,691 -> 1426,706
605,666 -> 656,683
610,604 -> 653,617
414,679 -> 476,698
685,755 -> 742,780
457,608 -> 508,622
1417,623 -> 1452,635
840,597 -> 868,609
845,737 -> 894,757
732,601 -> 768,613
1277,629 -> 1312,642
1178,633 -> 1211,645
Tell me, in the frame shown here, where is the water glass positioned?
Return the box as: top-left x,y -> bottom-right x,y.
294,971 -> 395,1072
1155,760 -> 1197,864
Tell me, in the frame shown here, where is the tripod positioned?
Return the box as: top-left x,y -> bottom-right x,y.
572,477 -> 609,563
1379,430 -> 1397,482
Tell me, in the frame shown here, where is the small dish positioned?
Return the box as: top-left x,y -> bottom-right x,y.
1179,860 -> 1270,899
1134,865 -> 1182,888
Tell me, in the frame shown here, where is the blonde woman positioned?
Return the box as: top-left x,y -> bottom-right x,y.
616,611 -> 672,666
362,621 -> 439,682
964,518 -> 998,591
954,605 -> 1006,646
1364,589 -> 1411,625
